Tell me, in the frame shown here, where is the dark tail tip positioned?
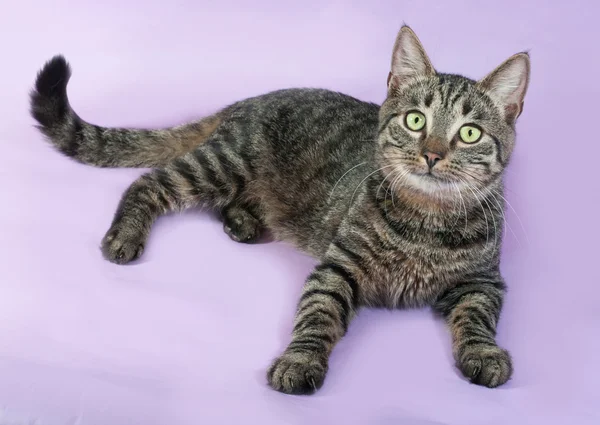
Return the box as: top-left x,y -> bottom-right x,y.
35,55 -> 71,97
30,55 -> 72,128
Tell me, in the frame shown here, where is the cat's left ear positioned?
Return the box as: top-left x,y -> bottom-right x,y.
477,53 -> 530,123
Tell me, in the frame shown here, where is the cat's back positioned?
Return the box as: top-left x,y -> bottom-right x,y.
227,87 -> 380,133
220,88 -> 380,168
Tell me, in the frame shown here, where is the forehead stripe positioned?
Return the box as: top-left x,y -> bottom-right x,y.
449,87 -> 464,108
424,92 -> 433,107
443,80 -> 460,109
462,101 -> 473,116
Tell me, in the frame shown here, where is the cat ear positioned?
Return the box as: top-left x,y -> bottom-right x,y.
388,25 -> 435,89
477,53 -> 530,123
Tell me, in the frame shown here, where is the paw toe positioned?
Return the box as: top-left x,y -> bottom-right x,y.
101,227 -> 145,264
223,219 -> 260,243
459,345 -> 512,388
267,352 -> 327,395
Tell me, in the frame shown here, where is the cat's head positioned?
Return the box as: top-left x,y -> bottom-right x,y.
378,26 -> 529,202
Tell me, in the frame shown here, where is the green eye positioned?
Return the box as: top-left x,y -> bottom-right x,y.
459,125 -> 482,143
405,111 -> 426,131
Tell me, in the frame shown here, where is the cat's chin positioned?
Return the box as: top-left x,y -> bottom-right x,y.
403,171 -> 456,196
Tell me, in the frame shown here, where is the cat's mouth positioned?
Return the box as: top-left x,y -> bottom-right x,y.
419,172 -> 440,180
386,159 -> 459,195
411,168 -> 449,182
400,168 -> 457,194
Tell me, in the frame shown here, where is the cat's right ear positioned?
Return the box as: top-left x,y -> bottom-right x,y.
388,25 -> 436,91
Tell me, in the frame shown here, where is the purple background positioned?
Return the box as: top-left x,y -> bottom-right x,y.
1,1 -> 599,424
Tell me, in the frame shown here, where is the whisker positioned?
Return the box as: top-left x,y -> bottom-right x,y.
376,168 -> 395,200
459,167 -> 518,196
384,172 -> 402,211
328,162 -> 367,201
486,190 -> 523,247
473,185 -> 498,245
383,173 -> 396,217
350,165 -> 395,204
456,167 -> 527,247
453,168 -> 486,186
491,191 -> 530,246
388,169 -> 411,209
377,168 -> 398,218
458,177 -> 490,245
452,181 -> 468,235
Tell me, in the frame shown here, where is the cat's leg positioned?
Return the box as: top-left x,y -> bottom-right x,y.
434,276 -> 512,388
267,261 -> 359,394
221,205 -> 263,243
101,143 -> 246,264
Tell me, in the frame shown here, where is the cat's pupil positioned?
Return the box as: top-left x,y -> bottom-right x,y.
415,117 -> 420,123
468,129 -> 472,137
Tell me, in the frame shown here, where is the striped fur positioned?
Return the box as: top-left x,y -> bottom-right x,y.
30,26 -> 530,394
30,56 -> 222,168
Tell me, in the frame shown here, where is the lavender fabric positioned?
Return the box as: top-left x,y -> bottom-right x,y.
1,1 -> 598,424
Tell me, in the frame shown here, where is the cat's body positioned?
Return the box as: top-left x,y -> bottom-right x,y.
30,26 -> 529,394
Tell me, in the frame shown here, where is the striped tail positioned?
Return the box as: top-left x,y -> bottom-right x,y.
29,55 -> 222,168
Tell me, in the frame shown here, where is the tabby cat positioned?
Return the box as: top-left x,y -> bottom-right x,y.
30,26 -> 530,394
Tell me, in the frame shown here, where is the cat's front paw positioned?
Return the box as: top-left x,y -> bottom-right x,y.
101,225 -> 146,265
457,344 -> 512,388
267,351 -> 328,395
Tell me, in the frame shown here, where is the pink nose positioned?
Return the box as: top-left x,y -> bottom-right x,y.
423,151 -> 444,169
